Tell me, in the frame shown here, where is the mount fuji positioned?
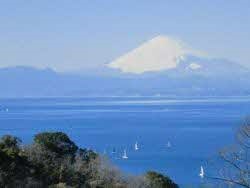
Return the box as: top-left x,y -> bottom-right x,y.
106,35 -> 248,77
0,35 -> 250,97
107,35 -> 202,74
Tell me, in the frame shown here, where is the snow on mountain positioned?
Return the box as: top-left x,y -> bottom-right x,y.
106,35 -> 249,79
107,35 -> 202,74
188,63 -> 202,70
0,36 -> 250,97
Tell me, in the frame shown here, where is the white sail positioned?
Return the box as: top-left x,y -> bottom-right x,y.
135,142 -> 139,151
122,149 -> 128,159
199,166 -> 204,178
167,141 -> 171,148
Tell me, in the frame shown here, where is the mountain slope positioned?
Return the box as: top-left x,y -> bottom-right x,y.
0,36 -> 249,97
0,62 -> 249,97
107,35 -> 202,74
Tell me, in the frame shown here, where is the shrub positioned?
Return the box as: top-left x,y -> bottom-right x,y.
145,171 -> 179,188
0,132 -> 178,187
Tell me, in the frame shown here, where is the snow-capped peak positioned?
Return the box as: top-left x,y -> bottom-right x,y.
188,63 -> 202,70
107,35 -> 201,74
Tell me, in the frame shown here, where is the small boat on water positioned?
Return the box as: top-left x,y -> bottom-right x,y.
112,148 -> 116,154
122,149 -> 128,159
199,166 -> 204,178
167,141 -> 171,148
103,149 -> 107,155
135,142 -> 139,151
69,125 -> 73,130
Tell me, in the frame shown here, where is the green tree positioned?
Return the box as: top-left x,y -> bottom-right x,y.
0,135 -> 33,187
34,132 -> 78,158
0,132 -> 179,187
145,171 -> 179,188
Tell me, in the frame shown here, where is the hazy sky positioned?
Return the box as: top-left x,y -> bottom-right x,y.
0,0 -> 250,72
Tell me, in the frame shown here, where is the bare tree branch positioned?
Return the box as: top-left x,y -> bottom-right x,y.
207,118 -> 250,187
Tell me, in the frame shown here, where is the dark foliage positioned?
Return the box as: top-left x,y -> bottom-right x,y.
145,171 -> 179,188
34,132 -> 78,158
0,132 -> 178,188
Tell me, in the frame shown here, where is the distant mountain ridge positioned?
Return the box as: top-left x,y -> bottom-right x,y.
1,36 -> 250,97
0,58 -> 250,97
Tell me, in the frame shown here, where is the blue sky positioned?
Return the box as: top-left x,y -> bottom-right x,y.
0,0 -> 250,71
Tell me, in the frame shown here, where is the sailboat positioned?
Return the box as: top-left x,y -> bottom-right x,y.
103,149 -> 107,155
122,149 -> 128,159
69,125 -> 73,131
135,142 -> 139,151
167,141 -> 171,148
199,166 -> 204,178
112,148 -> 116,154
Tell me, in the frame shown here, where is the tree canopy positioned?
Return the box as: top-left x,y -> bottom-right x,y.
34,132 -> 78,158
0,132 -> 178,188
145,171 -> 179,188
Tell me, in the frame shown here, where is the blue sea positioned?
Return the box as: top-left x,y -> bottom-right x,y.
0,97 -> 250,186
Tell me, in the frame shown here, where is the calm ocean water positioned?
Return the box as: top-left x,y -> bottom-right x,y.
0,97 -> 250,186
